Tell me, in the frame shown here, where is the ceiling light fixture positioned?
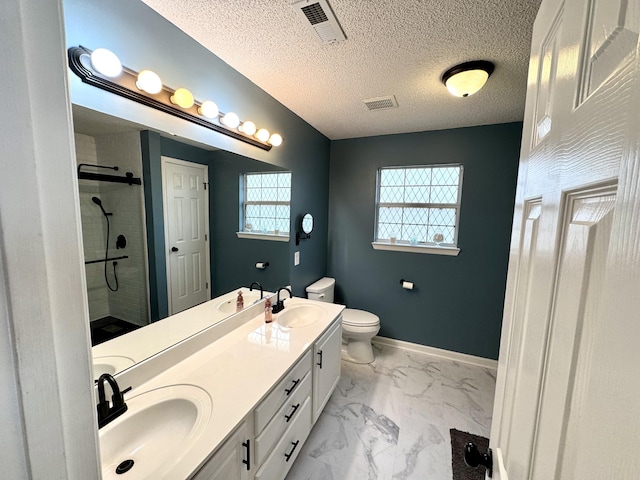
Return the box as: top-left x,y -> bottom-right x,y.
441,61 -> 494,98
67,46 -> 282,150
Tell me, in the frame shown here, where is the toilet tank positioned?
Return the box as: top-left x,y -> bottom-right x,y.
306,277 -> 335,303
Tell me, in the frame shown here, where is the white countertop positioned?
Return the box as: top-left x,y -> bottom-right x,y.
105,297 -> 344,479
92,287 -> 269,375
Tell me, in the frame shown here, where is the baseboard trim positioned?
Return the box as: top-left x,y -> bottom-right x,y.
372,336 -> 498,370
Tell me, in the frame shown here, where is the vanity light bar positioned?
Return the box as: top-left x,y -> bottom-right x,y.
67,46 -> 284,151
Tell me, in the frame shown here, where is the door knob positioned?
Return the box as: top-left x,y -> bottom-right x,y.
464,442 -> 493,478
171,246 -> 179,252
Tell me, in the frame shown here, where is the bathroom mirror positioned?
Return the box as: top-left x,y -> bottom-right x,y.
73,105 -> 290,377
296,213 -> 313,245
302,213 -> 314,234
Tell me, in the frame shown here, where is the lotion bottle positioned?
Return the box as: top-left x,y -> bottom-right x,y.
264,298 -> 273,323
236,291 -> 244,312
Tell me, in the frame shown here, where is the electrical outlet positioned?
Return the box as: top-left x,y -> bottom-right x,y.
294,251 -> 300,266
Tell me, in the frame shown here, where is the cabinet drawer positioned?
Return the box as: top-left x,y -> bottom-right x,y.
254,397 -> 312,480
254,350 -> 311,434
255,372 -> 311,465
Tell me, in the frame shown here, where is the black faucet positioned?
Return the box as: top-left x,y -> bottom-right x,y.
272,287 -> 292,314
249,281 -> 264,299
96,373 -> 131,428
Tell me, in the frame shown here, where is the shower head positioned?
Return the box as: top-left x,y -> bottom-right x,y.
91,196 -> 111,216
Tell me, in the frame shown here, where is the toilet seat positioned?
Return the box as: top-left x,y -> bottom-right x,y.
342,308 -> 380,327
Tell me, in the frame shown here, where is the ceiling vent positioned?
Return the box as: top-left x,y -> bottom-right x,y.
363,95 -> 399,111
293,0 -> 346,44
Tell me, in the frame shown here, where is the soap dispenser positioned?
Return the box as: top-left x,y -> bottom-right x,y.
236,291 -> 244,312
264,298 -> 273,323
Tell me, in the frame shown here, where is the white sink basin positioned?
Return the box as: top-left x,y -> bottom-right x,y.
277,303 -> 327,328
217,291 -> 262,314
99,384 -> 212,480
93,355 -> 136,379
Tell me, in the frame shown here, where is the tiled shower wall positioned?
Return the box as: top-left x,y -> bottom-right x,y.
75,132 -> 149,326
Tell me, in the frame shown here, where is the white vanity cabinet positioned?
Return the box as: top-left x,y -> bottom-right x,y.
184,310 -> 343,480
191,421 -> 251,480
312,318 -> 342,423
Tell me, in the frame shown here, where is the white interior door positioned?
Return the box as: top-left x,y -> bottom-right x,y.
162,157 -> 210,315
489,0 -> 640,479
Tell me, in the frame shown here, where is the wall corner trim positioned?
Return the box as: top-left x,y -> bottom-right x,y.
372,336 -> 498,370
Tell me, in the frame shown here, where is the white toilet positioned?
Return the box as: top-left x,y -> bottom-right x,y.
306,277 -> 380,364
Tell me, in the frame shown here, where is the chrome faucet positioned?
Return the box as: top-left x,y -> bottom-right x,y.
249,281 -> 264,299
272,287 -> 292,314
96,373 -> 131,428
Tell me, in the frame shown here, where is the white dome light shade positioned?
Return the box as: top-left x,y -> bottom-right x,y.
239,121 -> 257,136
136,70 -> 163,94
198,100 -> 219,119
90,48 -> 123,78
170,88 -> 195,108
220,112 -> 240,129
268,133 -> 283,147
255,128 -> 270,142
442,61 -> 494,97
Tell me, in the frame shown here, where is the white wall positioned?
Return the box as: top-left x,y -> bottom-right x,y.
0,0 -> 100,477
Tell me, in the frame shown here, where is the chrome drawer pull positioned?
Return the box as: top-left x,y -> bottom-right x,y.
284,440 -> 300,462
284,403 -> 300,423
284,378 -> 300,396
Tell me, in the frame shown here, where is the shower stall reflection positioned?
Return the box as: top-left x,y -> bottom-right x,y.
75,132 -> 149,345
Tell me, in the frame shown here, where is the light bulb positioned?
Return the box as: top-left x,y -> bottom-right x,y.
90,48 -> 122,78
220,112 -> 240,129
136,70 -> 163,94
268,133 -> 283,146
170,88 -> 194,108
198,100 -> 219,119
255,128 -> 270,142
239,121 -> 256,136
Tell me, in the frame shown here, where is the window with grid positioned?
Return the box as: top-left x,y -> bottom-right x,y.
243,172 -> 291,235
375,165 -> 463,247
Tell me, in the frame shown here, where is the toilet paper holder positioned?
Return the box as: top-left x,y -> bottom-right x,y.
400,279 -> 414,290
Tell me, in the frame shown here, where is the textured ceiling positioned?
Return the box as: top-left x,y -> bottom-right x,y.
141,0 -> 541,140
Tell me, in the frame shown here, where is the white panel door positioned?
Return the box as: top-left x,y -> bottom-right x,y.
489,0 -> 640,479
162,157 -> 210,315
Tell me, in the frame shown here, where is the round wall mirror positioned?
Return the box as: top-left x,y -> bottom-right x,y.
301,213 -> 314,234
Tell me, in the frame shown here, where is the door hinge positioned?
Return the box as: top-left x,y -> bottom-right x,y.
205,233 -> 208,241
206,282 -> 209,290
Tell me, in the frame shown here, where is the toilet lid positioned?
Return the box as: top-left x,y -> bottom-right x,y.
342,308 -> 380,327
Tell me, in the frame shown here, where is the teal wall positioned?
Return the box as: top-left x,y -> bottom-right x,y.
140,133 -> 291,321
328,123 -> 522,359
209,150 -> 289,296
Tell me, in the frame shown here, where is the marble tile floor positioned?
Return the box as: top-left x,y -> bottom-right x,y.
286,343 -> 496,480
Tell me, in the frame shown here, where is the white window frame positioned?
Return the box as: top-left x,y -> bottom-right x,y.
236,171 -> 291,242
371,164 -> 463,256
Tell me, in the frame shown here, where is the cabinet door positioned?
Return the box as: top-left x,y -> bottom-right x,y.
312,318 -> 342,423
191,421 -> 251,480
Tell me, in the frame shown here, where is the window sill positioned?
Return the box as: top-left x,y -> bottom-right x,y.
236,232 -> 290,242
371,242 -> 460,256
